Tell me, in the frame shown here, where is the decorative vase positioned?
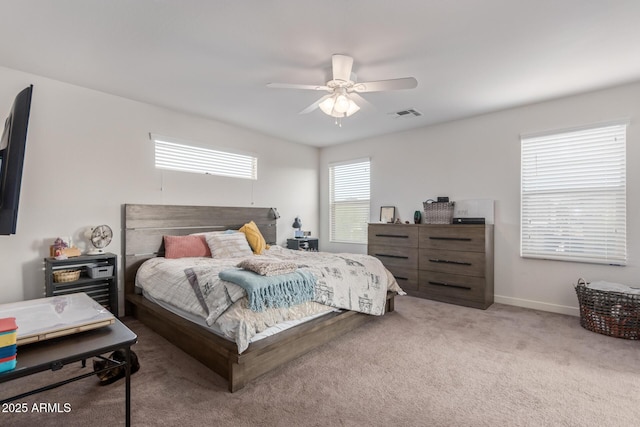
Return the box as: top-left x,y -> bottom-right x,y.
414,210 -> 422,224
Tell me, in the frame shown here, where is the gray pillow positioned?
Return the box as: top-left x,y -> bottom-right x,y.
205,232 -> 253,259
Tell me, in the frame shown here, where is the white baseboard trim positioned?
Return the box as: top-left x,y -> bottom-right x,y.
495,295 -> 579,317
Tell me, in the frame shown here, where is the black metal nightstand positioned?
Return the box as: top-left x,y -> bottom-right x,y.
44,253 -> 118,316
286,238 -> 319,251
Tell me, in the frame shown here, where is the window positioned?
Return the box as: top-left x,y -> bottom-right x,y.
520,122 -> 627,265
329,158 -> 370,244
151,134 -> 257,180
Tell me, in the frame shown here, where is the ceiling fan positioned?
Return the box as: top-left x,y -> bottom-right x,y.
267,54 -> 417,123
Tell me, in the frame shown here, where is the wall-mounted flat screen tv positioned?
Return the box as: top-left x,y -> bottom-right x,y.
0,85 -> 33,235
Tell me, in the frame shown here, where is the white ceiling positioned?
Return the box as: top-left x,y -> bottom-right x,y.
2,1 -> 640,147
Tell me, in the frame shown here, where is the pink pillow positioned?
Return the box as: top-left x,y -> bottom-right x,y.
164,235 -> 211,259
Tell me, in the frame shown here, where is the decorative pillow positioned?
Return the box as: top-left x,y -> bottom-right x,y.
163,235 -> 211,259
205,232 -> 253,259
236,258 -> 297,276
190,230 -> 227,238
238,221 -> 269,255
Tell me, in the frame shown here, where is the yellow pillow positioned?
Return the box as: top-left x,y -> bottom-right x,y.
239,221 -> 269,255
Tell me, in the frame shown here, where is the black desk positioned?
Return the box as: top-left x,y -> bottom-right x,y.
0,319 -> 137,426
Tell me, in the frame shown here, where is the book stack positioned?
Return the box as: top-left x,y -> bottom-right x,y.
0,317 -> 17,373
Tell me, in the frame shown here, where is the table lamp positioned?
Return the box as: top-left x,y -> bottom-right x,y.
292,217 -> 303,238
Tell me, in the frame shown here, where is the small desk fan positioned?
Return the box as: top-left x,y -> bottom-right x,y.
85,225 -> 113,255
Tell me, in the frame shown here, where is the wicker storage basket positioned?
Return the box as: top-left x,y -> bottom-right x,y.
53,269 -> 81,283
423,200 -> 455,224
575,278 -> 640,340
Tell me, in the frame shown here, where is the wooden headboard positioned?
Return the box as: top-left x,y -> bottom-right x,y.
123,204 -> 277,301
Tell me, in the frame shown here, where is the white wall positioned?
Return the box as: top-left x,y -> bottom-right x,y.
320,81 -> 640,315
0,66 -> 319,310
3,62 -> 639,317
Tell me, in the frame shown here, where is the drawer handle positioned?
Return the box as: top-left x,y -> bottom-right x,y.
376,234 -> 409,239
376,253 -> 409,260
428,280 -> 471,290
429,237 -> 472,241
428,258 -> 472,266
394,276 -> 409,281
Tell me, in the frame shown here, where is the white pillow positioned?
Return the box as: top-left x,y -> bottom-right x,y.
190,230 -> 227,238
205,232 -> 253,259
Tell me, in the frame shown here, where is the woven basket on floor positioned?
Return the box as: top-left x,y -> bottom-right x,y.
423,200 -> 455,224
575,278 -> 640,340
53,269 -> 81,283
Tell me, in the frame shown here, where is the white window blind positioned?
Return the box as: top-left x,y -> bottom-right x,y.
520,122 -> 627,265
151,134 -> 257,180
329,159 -> 370,244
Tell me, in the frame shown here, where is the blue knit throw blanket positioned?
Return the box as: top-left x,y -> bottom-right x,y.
218,268 -> 316,312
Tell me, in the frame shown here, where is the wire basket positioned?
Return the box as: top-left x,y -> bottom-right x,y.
53,269 -> 81,283
575,278 -> 640,340
423,200 -> 455,224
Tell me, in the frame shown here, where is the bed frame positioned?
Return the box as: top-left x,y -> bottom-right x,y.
123,203 -> 395,392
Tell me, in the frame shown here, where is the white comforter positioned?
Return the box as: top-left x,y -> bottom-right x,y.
135,246 -> 403,353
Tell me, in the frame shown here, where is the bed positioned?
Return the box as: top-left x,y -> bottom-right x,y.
124,204 -> 401,392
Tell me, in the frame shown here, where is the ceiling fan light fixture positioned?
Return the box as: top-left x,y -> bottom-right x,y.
319,93 -> 360,118
345,99 -> 360,116
334,94 -> 350,113
318,95 -> 336,115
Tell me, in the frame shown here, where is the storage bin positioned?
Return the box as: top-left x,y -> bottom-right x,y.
87,264 -> 114,278
423,200 -> 455,224
0,355 -> 16,373
575,278 -> 640,339
0,317 -> 17,373
0,330 -> 16,347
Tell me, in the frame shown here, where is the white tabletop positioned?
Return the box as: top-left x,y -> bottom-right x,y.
0,292 -> 115,345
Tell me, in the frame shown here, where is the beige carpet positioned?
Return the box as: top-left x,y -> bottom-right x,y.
2,296 -> 639,426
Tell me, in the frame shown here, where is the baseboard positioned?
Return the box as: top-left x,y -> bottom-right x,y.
494,295 -> 579,317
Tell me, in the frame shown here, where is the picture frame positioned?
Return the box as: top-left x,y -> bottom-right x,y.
380,206 -> 396,223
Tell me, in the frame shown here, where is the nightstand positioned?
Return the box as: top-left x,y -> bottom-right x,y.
287,238 -> 319,251
44,253 -> 119,316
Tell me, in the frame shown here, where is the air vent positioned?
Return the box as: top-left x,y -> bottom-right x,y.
391,108 -> 422,118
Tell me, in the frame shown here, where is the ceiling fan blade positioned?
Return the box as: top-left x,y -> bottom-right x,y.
267,83 -> 330,91
353,77 -> 418,93
332,55 -> 354,82
299,94 -> 332,114
348,92 -> 374,110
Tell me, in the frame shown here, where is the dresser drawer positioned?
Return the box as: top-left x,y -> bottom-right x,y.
419,225 -> 485,252
417,270 -> 486,304
383,265 -> 418,292
368,225 -> 419,248
419,249 -> 485,277
368,245 -> 418,270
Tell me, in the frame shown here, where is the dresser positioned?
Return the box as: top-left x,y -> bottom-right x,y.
368,223 -> 494,309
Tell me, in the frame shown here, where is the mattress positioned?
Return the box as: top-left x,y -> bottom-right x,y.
135,245 -> 402,353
